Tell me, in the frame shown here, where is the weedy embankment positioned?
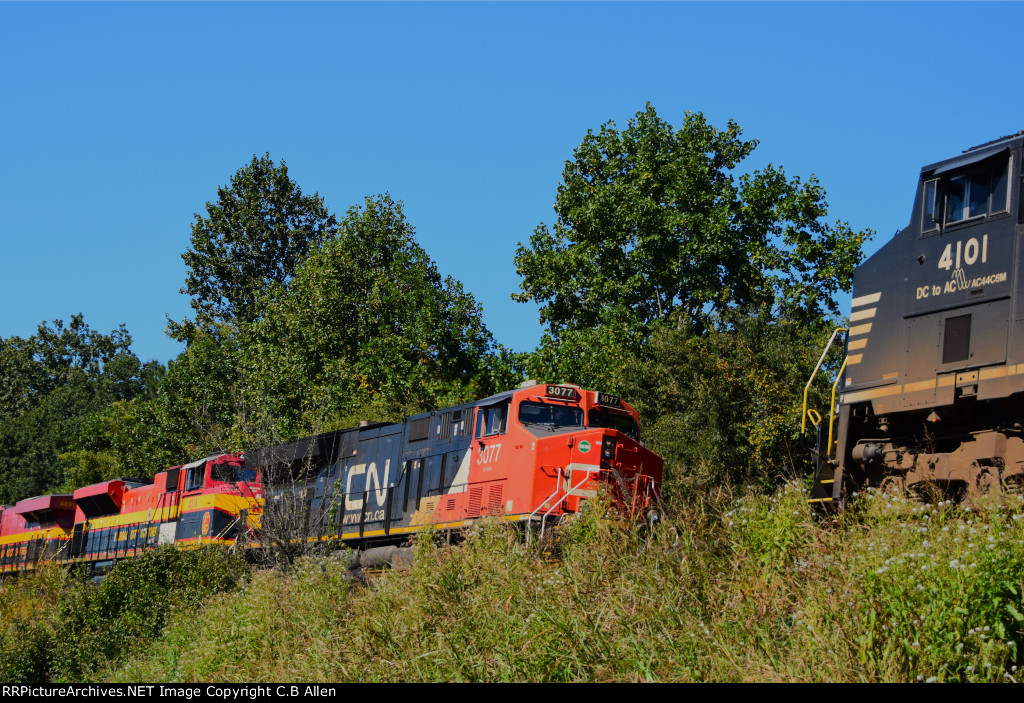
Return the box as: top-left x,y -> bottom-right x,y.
3,484 -> 1023,682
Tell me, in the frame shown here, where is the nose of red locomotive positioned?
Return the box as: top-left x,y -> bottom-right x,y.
559,430 -> 663,517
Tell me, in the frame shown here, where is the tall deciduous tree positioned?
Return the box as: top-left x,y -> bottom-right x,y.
178,154 -> 337,332
240,194 -> 514,437
514,104 -> 872,338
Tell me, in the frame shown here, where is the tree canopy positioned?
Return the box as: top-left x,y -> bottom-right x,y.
240,194 -> 516,436
178,154 -> 337,332
0,316 -> 160,502
513,104 -> 872,338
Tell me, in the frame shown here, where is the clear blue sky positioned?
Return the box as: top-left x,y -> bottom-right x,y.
2,2 -> 1021,364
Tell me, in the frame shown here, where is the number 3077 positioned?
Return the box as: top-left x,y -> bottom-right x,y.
477,444 -> 501,464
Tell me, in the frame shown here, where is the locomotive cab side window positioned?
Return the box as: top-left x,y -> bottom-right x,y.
922,179 -> 939,233
475,401 -> 510,438
932,157 -> 1011,227
186,465 -> 204,491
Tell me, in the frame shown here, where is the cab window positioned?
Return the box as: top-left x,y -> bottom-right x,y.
518,401 -> 583,429
186,465 -> 204,491
211,462 -> 256,484
588,409 -> 639,440
475,401 -> 510,438
937,157 -> 1010,226
922,180 -> 939,233
211,463 -> 236,484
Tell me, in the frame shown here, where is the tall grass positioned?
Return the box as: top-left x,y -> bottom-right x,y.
0,546 -> 248,683
4,485 -> 1023,682
100,484 -> 1024,682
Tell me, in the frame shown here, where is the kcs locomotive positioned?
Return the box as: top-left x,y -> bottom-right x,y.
806,132 -> 1024,506
0,382 -> 663,573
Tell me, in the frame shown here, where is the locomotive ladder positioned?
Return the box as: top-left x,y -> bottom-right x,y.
801,327 -> 848,508
525,466 -> 591,544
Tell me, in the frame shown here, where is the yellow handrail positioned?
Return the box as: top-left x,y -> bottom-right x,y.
827,356 -> 849,456
801,327 -> 848,437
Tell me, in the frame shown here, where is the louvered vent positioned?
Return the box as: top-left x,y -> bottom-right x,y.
468,486 -> 484,516
943,314 -> 972,364
439,412 -> 453,440
486,484 -> 504,514
445,497 -> 456,512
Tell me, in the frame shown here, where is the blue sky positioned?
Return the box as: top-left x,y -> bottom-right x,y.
1,2 -> 1021,364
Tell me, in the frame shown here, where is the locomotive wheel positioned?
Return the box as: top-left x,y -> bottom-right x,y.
1002,474 -> 1024,497
965,468 -> 1002,509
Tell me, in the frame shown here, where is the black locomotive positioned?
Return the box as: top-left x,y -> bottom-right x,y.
808,132 -> 1024,506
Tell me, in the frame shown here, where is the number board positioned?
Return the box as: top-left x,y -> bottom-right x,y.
596,392 -> 622,407
545,385 -> 578,400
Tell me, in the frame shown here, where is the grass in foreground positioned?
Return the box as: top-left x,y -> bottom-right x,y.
3,483 -> 1023,682
106,484 -> 1024,682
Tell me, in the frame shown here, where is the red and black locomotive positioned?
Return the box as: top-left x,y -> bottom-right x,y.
0,382 -> 663,572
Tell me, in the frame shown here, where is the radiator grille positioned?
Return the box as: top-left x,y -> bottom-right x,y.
408,417 -> 430,442
468,486 -> 483,516
942,314 -> 972,364
439,412 -> 452,440
486,485 -> 504,514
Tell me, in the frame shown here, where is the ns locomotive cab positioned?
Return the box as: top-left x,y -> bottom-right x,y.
808,132 -> 1024,505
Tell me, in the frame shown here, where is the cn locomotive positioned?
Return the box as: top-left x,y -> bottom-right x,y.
0,382 -> 663,573
806,132 -> 1024,507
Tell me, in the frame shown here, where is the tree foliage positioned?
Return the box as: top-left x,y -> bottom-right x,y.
618,311 -> 840,499
178,153 -> 337,332
515,105 -> 869,491
0,316 -> 160,502
514,104 -> 871,339
240,194 -> 516,437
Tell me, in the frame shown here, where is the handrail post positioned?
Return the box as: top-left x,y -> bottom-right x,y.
802,326 -> 848,438
540,472 -> 590,539
827,357 -> 849,459
527,467 -> 564,545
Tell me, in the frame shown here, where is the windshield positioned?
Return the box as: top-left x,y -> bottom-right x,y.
212,463 -> 258,484
588,409 -> 639,440
518,401 -> 584,430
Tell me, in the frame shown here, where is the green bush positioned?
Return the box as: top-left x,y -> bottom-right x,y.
0,546 -> 248,683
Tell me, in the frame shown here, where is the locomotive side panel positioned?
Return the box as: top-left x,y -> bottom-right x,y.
822,134 -> 1024,503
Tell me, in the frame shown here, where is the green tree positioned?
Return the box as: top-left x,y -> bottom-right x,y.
515,105 -> 868,490
0,316 -> 159,502
240,194 -> 515,438
177,154 -> 337,333
61,329 -> 237,490
514,104 -> 871,338
618,310 -> 838,499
